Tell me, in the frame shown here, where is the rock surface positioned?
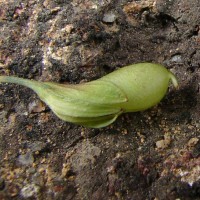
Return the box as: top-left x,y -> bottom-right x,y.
0,0 -> 200,199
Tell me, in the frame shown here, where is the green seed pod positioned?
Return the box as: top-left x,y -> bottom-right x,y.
0,63 -> 178,128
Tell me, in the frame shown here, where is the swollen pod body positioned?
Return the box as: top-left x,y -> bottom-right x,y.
100,63 -> 178,112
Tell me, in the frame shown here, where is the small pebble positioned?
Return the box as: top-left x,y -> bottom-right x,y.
17,152 -> 34,166
20,184 -> 40,198
28,141 -> 46,152
28,100 -> 45,113
103,13 -> 116,23
187,138 -> 199,147
156,133 -> 171,149
170,55 -> 182,63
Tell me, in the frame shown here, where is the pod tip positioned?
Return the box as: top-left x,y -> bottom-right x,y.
169,72 -> 179,89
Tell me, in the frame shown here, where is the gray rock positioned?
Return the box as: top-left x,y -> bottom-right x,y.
28,141 -> 46,152
17,152 -> 34,166
103,13 -> 116,23
20,183 -> 40,198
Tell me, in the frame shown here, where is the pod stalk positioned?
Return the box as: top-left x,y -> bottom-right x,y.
0,76 -> 43,91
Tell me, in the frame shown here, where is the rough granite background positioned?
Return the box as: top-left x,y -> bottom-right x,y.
0,0 -> 200,199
